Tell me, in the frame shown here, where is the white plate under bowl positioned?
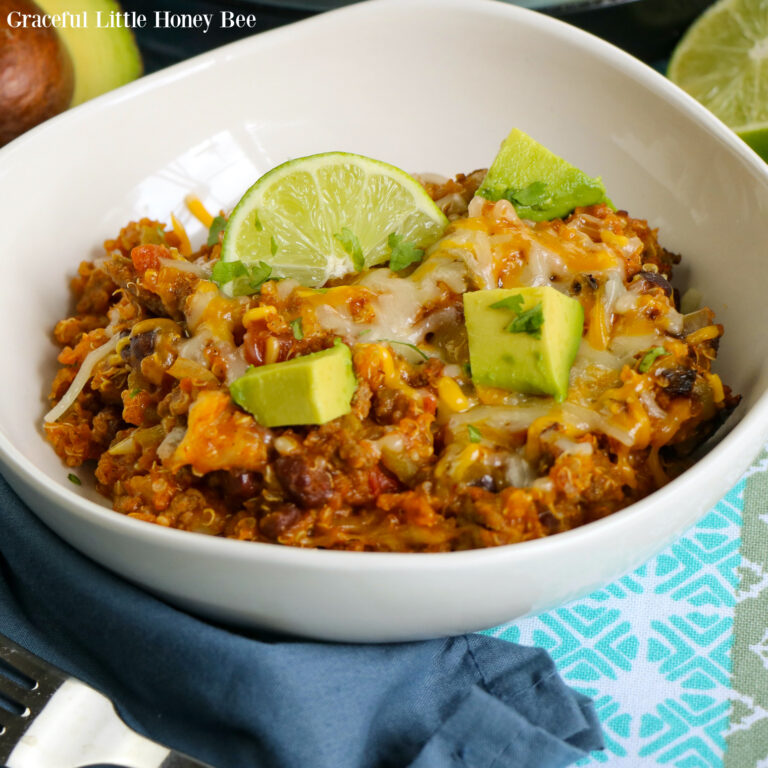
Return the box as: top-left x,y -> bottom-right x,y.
1,0 -> 767,642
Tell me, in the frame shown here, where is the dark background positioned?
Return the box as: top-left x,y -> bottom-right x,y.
120,0 -> 716,75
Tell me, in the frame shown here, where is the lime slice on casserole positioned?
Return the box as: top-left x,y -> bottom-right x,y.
668,0 -> 768,161
218,152 -> 448,292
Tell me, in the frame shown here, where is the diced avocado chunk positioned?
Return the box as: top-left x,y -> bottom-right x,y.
464,287 -> 584,402
477,129 -> 608,221
229,343 -> 357,427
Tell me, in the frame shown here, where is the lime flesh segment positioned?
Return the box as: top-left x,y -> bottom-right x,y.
220,152 -> 448,290
668,0 -> 768,160
477,129 -> 607,221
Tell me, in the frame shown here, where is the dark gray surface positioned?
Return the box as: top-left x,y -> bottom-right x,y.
120,0 -> 715,74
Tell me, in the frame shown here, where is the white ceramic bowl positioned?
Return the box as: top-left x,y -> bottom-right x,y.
1,0 -> 767,642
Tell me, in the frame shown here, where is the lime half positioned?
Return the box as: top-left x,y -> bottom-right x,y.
219,152 -> 448,291
668,0 -> 768,160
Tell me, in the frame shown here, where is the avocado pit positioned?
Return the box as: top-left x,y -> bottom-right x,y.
0,0 -> 74,146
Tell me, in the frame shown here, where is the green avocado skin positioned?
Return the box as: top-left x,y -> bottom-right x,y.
478,129 -> 608,221
464,287 -> 584,402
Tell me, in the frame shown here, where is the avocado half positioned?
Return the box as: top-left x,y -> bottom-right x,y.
39,0 -> 142,106
0,0 -> 142,145
0,0 -> 74,145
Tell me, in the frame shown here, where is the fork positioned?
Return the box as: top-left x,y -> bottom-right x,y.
0,632 -> 215,768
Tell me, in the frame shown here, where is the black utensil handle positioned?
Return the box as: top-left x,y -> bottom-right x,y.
158,751 -> 217,768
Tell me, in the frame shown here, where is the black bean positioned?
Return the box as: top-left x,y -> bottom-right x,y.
259,504 -> 303,540
472,474 -> 496,492
659,368 -> 696,396
121,331 -> 156,366
274,455 -> 333,509
638,270 -> 673,297
223,471 -> 261,501
538,509 -> 559,534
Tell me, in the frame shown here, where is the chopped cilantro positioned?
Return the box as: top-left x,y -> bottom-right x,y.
334,227 -> 365,272
207,215 -> 227,247
211,259 -> 272,295
490,294 -> 525,313
212,259 -> 247,283
388,233 -> 424,271
290,317 -> 304,340
507,303 -> 544,338
67,473 -> 82,486
128,388 -> 141,399
501,181 -> 552,210
463,362 -> 472,377
467,425 -> 482,443
491,294 -> 545,338
140,225 -> 165,245
245,261 -> 273,292
638,346 -> 669,373
379,339 -> 429,361
358,328 -> 372,336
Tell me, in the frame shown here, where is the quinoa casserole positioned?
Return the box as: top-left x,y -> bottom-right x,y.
43,168 -> 739,552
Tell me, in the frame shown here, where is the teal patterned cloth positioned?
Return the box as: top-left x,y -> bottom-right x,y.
483,446 -> 768,766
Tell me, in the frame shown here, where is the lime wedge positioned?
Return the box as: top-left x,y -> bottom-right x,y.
477,129 -> 607,221
668,0 -> 768,161
219,152 -> 448,291
737,123 -> 768,159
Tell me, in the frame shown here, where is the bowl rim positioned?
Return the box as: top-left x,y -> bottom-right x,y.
2,0 -> 767,568
543,0 -> 640,16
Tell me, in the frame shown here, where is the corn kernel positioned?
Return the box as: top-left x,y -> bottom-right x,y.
706,372 -> 725,403
264,336 -> 281,365
437,376 -> 470,413
601,230 -> 629,248
452,445 -> 482,480
243,305 -> 277,326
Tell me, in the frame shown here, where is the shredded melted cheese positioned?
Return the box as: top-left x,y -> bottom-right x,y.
45,335 -> 119,423
127,193 -> 710,473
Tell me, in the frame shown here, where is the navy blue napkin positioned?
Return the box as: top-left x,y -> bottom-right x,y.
0,473 -> 602,767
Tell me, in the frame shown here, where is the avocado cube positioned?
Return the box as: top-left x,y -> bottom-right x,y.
229,343 -> 357,427
478,129 -> 608,221
464,287 -> 584,402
